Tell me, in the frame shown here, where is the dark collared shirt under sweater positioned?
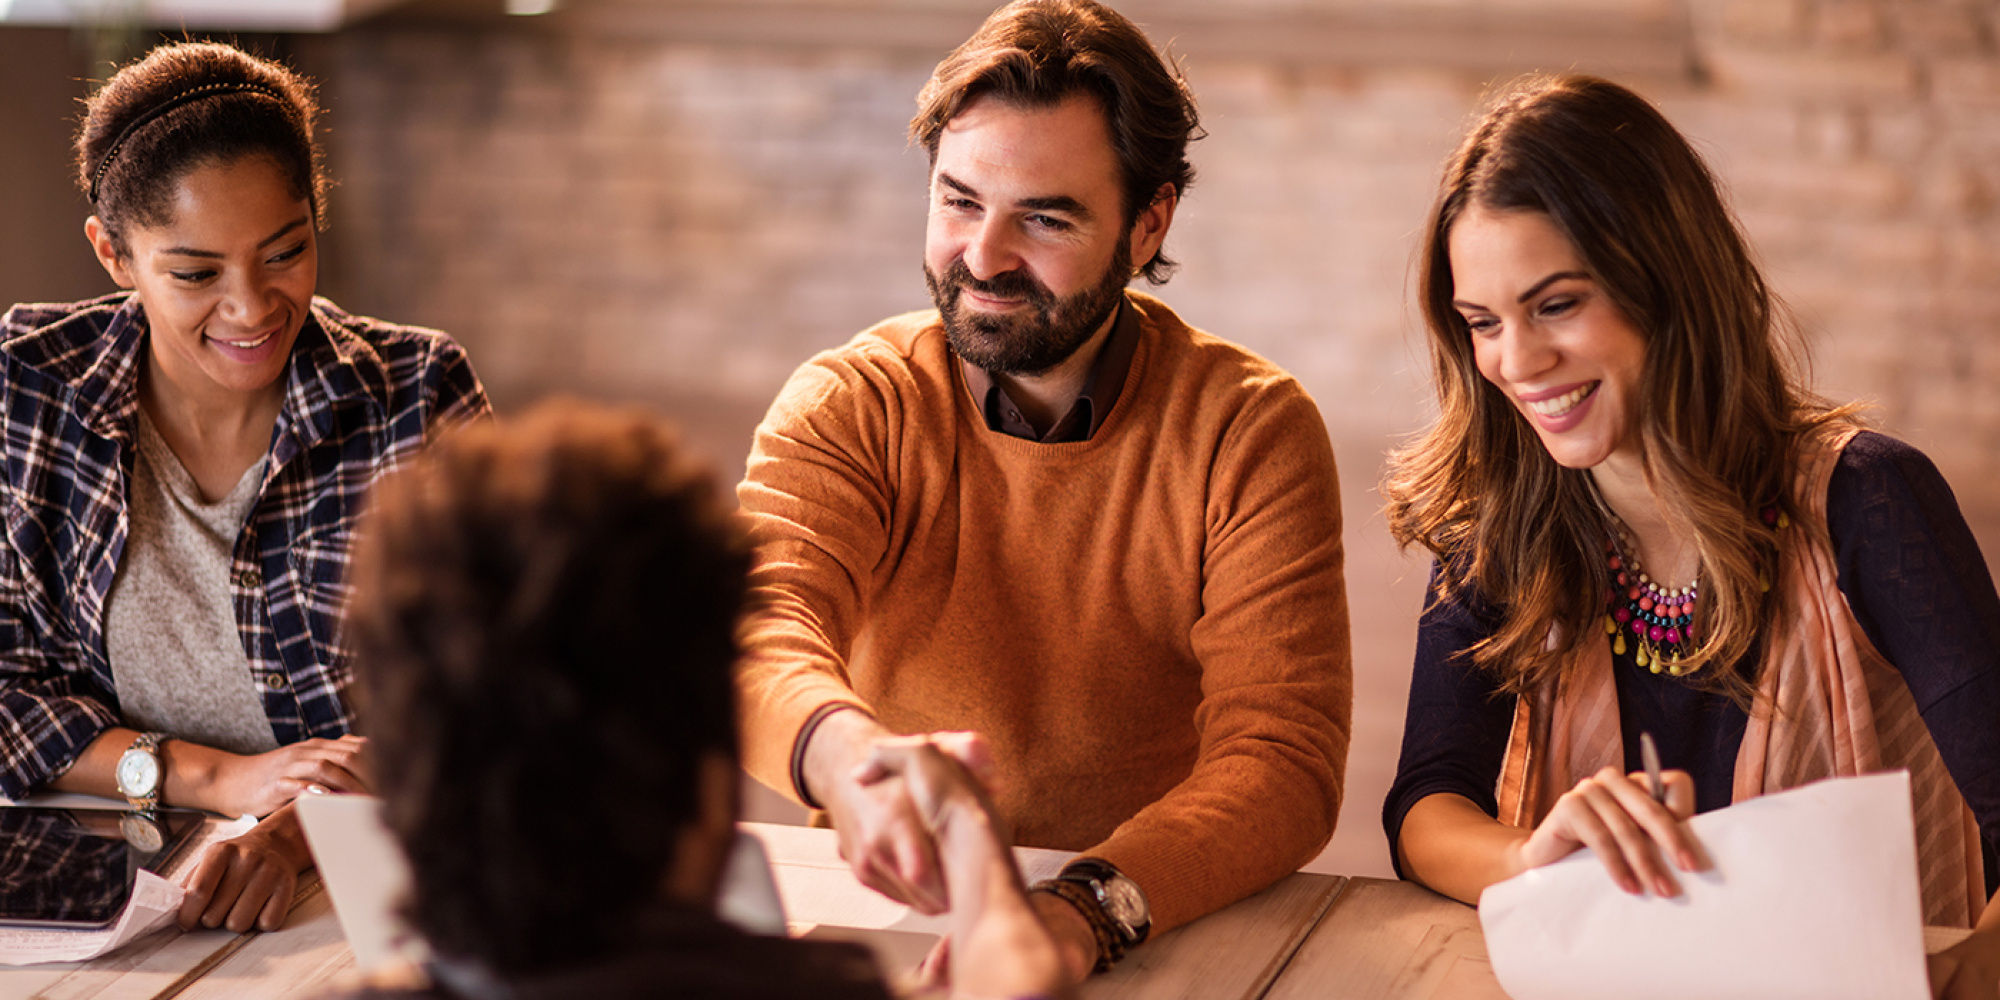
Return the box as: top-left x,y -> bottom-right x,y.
959,300 -> 1141,443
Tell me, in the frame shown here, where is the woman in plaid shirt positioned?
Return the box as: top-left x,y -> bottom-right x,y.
0,42 -> 488,933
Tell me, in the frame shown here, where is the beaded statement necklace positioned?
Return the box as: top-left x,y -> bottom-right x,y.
1598,504 -> 1788,676
1601,526 -> 1699,675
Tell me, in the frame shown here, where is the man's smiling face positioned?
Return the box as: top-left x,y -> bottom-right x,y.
922,92 -> 1135,377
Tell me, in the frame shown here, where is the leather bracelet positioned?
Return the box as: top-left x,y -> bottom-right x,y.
1030,878 -> 1122,972
789,703 -> 868,810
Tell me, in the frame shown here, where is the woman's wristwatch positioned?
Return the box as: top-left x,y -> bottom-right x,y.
1031,858 -> 1152,972
115,731 -> 168,813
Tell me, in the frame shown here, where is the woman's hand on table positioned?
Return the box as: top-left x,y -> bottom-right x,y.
1931,893 -> 2000,1000
1508,766 -> 1705,897
191,734 -> 370,818
177,800 -> 312,933
1931,924 -> 2000,999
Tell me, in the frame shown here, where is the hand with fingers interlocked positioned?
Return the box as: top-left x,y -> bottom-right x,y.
848,732 -> 1073,999
804,710 -> 998,915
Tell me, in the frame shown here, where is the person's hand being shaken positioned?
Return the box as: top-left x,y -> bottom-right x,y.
803,711 -> 998,915
850,732 -> 1073,1000
852,733 -> 1007,860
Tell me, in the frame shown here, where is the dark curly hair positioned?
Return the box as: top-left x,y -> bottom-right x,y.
76,41 -> 326,255
911,0 -> 1201,284
347,400 -> 751,975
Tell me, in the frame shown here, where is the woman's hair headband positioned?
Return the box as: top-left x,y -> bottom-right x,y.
87,81 -> 288,204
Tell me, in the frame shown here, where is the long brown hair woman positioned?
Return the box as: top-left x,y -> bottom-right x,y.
1381,74 -> 2000,997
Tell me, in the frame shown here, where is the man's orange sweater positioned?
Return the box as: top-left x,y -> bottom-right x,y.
737,291 -> 1353,933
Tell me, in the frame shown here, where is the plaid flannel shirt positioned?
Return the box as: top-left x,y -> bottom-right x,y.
0,292 -> 490,798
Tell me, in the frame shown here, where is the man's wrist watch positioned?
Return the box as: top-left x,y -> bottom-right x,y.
114,731 -> 168,813
1040,857 -> 1151,971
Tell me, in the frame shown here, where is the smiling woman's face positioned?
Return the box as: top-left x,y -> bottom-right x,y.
1448,204 -> 1648,472
91,154 -> 317,409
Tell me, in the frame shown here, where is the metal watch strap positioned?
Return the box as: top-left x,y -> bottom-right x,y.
123,731 -> 166,811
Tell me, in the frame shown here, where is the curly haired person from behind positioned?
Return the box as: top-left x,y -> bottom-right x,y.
341,401 -> 1068,1000
1,41 -> 487,932
1380,74 -> 2000,998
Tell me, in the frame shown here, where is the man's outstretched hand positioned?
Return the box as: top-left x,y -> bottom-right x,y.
802,711 -> 997,914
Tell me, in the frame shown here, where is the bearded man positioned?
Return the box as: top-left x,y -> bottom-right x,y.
736,0 -> 1352,984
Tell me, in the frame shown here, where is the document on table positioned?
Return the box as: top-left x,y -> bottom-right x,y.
1479,771 -> 1929,1000
0,814 -> 255,966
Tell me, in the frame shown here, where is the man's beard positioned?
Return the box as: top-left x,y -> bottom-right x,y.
925,239 -> 1132,377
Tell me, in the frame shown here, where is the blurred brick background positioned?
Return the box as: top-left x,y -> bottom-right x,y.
3,0 -> 1996,878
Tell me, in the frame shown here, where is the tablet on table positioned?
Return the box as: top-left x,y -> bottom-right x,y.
0,805 -> 204,930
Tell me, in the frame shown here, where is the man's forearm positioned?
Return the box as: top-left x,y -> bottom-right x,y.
800,706 -> 888,808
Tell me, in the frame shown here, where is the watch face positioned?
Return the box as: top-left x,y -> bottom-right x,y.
116,750 -> 159,798
1103,877 -> 1149,928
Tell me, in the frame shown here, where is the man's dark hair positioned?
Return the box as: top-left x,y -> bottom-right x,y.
911,0 -> 1201,284
348,400 -> 750,975
77,41 -> 327,255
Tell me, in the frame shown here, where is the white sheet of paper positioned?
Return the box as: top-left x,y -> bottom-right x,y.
1479,771 -> 1929,1000
296,793 -> 428,972
0,869 -> 181,966
297,793 -> 793,974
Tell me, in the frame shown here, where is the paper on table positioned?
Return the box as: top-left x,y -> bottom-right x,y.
0,870 -> 182,966
1479,771 -> 1929,1000
0,812 -> 255,967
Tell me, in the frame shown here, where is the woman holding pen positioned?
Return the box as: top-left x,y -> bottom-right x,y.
1380,74 -> 2000,997
0,40 -> 487,932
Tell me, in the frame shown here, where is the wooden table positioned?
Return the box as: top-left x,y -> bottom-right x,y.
1266,878 -> 1509,1000
748,823 -> 1343,1000
0,821 -> 1343,1000
1263,876 -> 1977,1000
0,820 -> 1973,1000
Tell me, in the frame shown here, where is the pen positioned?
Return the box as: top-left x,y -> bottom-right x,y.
1640,731 -> 1665,804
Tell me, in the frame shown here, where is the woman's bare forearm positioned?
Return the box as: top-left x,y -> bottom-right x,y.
1397,792 -> 1534,905
50,728 -> 232,813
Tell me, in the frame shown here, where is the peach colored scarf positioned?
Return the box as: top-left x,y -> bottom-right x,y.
1494,424 -> 1986,927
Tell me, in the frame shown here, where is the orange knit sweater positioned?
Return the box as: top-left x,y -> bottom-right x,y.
736,291 -> 1353,933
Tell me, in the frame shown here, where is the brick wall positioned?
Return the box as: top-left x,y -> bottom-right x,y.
300,1 -> 2000,509
1674,0 -> 2000,497
284,0 -> 1999,870
306,30 -> 939,443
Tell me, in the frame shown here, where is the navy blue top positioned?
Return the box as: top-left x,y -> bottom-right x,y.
1383,432 -> 2000,893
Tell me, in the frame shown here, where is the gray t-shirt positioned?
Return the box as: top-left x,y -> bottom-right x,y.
104,409 -> 279,755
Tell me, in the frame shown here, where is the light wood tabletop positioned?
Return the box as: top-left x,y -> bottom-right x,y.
1264,877 -> 1508,1000
1,818 -> 1975,1000
0,820 -> 1346,1000
1262,875 -> 1978,1000
746,822 -> 1346,1000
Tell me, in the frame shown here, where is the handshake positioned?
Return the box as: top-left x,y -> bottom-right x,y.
806,716 -> 1095,995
